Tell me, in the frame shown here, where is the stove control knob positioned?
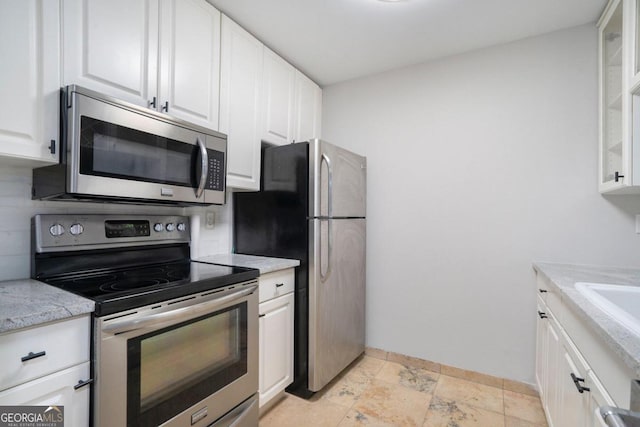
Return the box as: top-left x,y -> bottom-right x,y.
69,223 -> 84,236
177,223 -> 186,232
154,223 -> 164,232
49,224 -> 65,237
166,223 -> 175,232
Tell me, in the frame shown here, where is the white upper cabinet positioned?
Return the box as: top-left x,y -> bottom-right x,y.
62,0 -> 220,130
62,0 -> 157,108
598,0 -> 640,193
262,48 -> 296,146
0,0 -> 59,165
220,15 -> 263,190
158,0 -> 220,130
293,71 -> 322,143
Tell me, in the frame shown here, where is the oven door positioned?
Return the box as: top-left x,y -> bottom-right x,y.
94,283 -> 258,427
66,87 -> 226,205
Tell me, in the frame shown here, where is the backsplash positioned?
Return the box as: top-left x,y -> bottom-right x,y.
0,164 -> 232,281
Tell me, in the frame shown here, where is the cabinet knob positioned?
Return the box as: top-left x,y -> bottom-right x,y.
537,311 -> 548,319
539,289 -> 548,293
48,140 -> 56,154
162,101 -> 169,112
615,171 -> 625,182
148,96 -> 157,108
275,283 -> 285,288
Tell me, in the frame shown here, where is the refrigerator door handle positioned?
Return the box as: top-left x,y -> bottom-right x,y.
320,153 -> 333,282
320,218 -> 332,282
321,153 -> 333,217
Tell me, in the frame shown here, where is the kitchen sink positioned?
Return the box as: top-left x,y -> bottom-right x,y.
575,282 -> 640,336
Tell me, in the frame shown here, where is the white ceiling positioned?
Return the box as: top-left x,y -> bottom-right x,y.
208,0 -> 608,86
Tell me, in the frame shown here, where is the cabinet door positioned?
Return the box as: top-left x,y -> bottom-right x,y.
558,350 -> 589,427
62,0 -> 158,108
159,0 -> 220,130
544,317 -> 562,427
0,0 -> 59,164
586,371 -> 616,427
293,71 -> 322,143
599,0 -> 626,191
220,15 -> 263,190
535,302 -> 548,404
259,292 -> 294,407
262,48 -> 295,146
0,362 -> 90,426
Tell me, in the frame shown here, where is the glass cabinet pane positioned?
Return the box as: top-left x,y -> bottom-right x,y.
603,2 -> 623,184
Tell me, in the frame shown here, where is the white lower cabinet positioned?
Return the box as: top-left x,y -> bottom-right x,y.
535,277 -> 617,427
0,362 -> 90,425
0,315 -> 91,426
258,268 -> 295,408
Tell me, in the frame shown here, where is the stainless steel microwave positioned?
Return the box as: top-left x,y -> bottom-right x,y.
33,85 -> 226,206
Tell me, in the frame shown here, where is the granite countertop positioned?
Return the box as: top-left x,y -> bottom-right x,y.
533,262 -> 640,378
195,254 -> 300,275
0,279 -> 95,334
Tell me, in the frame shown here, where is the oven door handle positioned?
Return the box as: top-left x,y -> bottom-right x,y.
102,285 -> 258,335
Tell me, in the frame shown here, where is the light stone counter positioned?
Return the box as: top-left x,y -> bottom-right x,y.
195,254 -> 299,275
533,262 -> 640,378
0,279 -> 95,334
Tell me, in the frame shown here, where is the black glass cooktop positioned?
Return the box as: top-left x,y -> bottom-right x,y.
41,261 -> 259,316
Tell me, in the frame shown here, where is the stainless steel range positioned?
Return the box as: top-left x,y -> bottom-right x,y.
32,214 -> 259,427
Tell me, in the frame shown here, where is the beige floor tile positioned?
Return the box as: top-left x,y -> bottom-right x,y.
505,415 -> 548,427
352,378 -> 432,426
423,396 -> 506,427
433,375 -> 504,414
348,356 -> 386,381
364,347 -> 389,361
259,393 -> 350,427
375,361 -> 439,394
320,372 -> 372,407
338,409 -> 397,426
503,390 -> 547,425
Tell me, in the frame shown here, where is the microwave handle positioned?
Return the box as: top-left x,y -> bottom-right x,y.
196,137 -> 208,198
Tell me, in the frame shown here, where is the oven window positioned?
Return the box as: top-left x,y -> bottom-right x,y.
79,116 -> 198,187
127,303 -> 248,427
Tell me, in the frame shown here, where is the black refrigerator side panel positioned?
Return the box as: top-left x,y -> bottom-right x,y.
233,142 -> 311,394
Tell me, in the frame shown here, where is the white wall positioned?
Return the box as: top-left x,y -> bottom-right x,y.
0,165 -> 232,281
321,24 -> 640,384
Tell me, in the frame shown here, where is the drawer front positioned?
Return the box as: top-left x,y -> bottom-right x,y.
0,315 -> 90,391
259,269 -> 295,303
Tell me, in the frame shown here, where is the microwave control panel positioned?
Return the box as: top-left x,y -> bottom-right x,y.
206,149 -> 225,191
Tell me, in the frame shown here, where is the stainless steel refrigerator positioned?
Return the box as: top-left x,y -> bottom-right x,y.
233,139 -> 366,396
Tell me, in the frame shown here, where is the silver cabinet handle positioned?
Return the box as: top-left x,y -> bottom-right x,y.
195,137 -> 208,198
103,285 -> 257,334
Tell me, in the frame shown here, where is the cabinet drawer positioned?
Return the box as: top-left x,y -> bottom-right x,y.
259,269 -> 295,303
0,315 -> 90,391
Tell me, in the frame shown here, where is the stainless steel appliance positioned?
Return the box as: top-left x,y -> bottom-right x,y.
32,214 -> 259,427
234,139 -> 366,395
32,85 -> 226,205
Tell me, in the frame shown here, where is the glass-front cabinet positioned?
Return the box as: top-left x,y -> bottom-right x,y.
598,0 -> 640,193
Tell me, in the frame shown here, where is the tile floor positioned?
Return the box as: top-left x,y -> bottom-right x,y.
259,356 -> 548,427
